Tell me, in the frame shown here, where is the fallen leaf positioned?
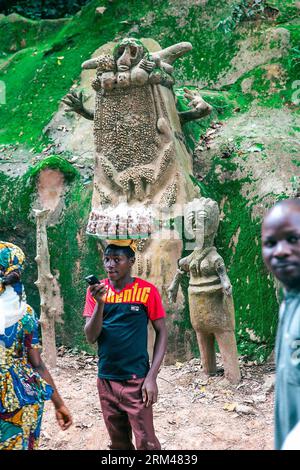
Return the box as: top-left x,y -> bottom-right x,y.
223,402 -> 237,412
175,362 -> 183,369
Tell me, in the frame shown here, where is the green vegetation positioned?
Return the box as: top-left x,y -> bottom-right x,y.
217,0 -> 277,34
0,0 -> 90,20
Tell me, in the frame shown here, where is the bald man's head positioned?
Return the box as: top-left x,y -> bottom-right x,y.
262,199 -> 300,290
268,198 -> 300,213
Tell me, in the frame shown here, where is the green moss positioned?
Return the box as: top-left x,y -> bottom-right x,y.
1,0 -> 297,147
269,0 -> 300,23
0,14 -> 69,57
28,155 -> 79,182
176,87 -> 238,150
138,0 -> 241,86
0,156 -> 101,352
0,0 -> 148,146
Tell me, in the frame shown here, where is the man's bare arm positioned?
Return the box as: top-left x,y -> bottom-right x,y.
142,318 -> 167,407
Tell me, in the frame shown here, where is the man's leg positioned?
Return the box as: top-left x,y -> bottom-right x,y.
97,378 -> 135,450
120,378 -> 161,450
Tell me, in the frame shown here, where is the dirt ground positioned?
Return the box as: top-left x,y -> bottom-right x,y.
40,349 -> 275,450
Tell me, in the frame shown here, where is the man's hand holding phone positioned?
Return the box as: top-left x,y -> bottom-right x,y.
85,276 -> 108,304
90,282 -> 108,304
84,276 -> 107,344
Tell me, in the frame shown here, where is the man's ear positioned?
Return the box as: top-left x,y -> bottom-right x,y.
130,257 -> 136,266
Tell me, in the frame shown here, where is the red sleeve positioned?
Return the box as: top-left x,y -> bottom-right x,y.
146,285 -> 166,321
83,287 -> 96,318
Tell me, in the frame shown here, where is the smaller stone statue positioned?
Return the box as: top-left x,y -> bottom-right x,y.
168,197 -> 241,384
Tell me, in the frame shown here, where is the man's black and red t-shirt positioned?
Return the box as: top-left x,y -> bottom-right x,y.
83,277 -> 166,381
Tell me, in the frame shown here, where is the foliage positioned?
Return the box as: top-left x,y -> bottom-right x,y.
217,0 -> 273,33
0,0 -> 91,19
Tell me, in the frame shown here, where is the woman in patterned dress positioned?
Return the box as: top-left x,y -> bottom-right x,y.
0,241 -> 72,450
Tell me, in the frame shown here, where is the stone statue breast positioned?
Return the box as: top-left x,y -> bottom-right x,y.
200,256 -> 215,277
189,252 -> 222,289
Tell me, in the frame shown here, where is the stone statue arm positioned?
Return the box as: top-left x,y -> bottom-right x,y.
178,253 -> 195,271
179,88 -> 212,125
167,267 -> 185,304
139,54 -> 157,73
140,55 -> 174,76
62,91 -> 94,121
134,55 -> 174,88
167,254 -> 192,303
81,58 -> 99,69
152,42 -> 192,65
215,258 -> 232,296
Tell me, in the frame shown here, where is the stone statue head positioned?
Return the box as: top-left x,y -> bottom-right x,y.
184,197 -> 220,242
113,38 -> 148,71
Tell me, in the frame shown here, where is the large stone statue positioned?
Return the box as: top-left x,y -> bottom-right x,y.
168,197 -> 241,384
62,37 -> 212,300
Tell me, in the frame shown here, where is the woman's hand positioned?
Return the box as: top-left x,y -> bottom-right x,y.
2,270 -> 20,286
55,404 -> 73,431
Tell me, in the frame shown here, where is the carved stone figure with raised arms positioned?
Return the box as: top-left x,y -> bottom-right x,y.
63,37 -> 212,300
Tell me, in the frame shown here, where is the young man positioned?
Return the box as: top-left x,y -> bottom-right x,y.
262,199 -> 300,450
83,239 -> 167,450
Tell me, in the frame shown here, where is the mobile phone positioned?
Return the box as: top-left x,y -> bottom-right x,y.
85,275 -> 100,285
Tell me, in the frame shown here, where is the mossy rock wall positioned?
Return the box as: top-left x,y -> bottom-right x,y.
0,0 -> 299,360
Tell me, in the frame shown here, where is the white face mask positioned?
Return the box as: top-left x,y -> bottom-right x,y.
0,285 -> 27,335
